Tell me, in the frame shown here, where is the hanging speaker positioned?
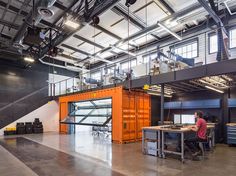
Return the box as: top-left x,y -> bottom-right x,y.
125,0 -> 137,7
92,16 -> 100,25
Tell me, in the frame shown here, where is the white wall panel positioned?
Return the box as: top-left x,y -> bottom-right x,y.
0,101 -> 59,136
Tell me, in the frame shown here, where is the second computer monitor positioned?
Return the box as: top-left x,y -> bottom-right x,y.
181,114 -> 195,124
174,114 -> 195,124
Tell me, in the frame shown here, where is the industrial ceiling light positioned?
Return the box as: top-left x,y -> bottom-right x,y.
89,55 -> 114,64
65,19 -> 80,29
157,21 -> 182,41
147,91 -> 172,98
24,56 -> 35,63
111,45 -> 136,56
222,75 -> 233,81
205,85 -> 224,94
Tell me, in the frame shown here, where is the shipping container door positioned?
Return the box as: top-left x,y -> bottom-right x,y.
122,93 -> 136,141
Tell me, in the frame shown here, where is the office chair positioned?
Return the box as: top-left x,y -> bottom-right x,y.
197,129 -> 213,159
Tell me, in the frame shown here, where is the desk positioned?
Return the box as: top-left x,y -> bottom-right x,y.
161,125 -> 215,162
161,127 -> 190,162
142,126 -> 162,157
142,125 -> 215,162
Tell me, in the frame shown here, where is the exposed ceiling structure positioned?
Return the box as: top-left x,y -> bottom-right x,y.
0,0 -> 236,70
146,74 -> 236,97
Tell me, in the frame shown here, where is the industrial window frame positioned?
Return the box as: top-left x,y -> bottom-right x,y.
90,71 -> 101,81
170,38 -> 199,59
120,58 -> 137,70
208,32 -> 218,54
142,51 -> 157,63
105,66 -> 116,74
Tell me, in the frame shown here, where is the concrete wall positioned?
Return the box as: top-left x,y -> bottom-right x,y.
0,100 -> 59,136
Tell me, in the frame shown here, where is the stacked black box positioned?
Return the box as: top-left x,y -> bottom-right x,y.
33,118 -> 43,133
4,130 -> 16,135
16,123 -> 25,134
25,122 -> 33,134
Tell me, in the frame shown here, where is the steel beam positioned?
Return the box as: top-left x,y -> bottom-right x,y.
0,33 -> 12,40
73,34 -> 105,49
0,1 -> 28,17
40,0 -> 121,57
54,1 -> 68,11
42,1 -> 201,63
180,82 -> 204,90
112,4 -> 146,29
61,43 -> 90,56
118,2 -> 202,45
93,24 -> 122,40
158,0 -> 175,14
10,0 -> 31,32
197,0 -> 226,33
0,19 -> 19,30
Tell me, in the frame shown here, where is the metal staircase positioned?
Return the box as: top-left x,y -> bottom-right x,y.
0,86 -> 52,129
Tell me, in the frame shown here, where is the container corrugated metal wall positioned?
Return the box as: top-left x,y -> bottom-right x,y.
122,90 -> 151,143
59,86 -> 151,143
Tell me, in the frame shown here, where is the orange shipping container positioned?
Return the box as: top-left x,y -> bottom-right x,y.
59,86 -> 151,143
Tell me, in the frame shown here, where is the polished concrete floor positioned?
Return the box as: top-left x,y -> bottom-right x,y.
0,132 -> 236,176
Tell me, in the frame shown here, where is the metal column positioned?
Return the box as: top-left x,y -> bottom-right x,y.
161,84 -> 164,125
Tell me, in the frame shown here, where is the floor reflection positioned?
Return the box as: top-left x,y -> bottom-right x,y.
0,137 -> 124,176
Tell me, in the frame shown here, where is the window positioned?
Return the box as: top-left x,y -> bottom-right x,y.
91,71 -> 101,80
209,34 -> 218,54
173,40 -> 198,58
143,52 -> 157,63
131,59 -> 137,67
120,62 -> 129,70
105,66 -> 115,74
120,59 -> 137,70
230,28 -> 236,48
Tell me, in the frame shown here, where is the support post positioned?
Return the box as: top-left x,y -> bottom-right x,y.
161,84 -> 164,125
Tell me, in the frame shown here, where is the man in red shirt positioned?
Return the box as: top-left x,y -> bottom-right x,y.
185,111 -> 207,156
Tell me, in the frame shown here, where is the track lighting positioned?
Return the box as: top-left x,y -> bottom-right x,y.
24,56 -> 35,63
65,19 -> 80,29
205,86 -> 224,94
157,21 -> 182,41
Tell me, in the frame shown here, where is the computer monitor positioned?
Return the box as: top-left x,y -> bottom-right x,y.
174,114 -> 181,124
173,114 -> 196,124
181,114 -> 195,124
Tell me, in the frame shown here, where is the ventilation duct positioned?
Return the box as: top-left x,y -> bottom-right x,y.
38,0 -> 56,18
13,0 -> 57,45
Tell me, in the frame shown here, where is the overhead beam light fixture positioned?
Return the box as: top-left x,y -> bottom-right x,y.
147,91 -> 172,98
111,45 -> 136,56
89,55 -> 114,64
65,19 -> 80,29
205,85 -> 224,94
157,21 -> 182,41
24,56 -> 35,63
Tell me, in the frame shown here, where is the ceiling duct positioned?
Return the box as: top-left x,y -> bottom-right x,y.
13,0 -> 57,45
37,0 -> 57,18
39,57 -> 84,72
